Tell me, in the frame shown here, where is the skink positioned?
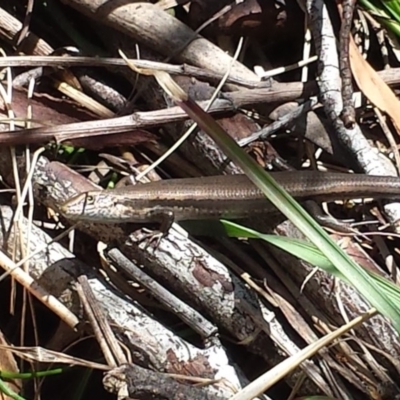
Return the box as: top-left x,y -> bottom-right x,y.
60,171 -> 400,230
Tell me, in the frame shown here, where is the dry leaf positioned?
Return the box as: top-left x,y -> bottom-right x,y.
349,35 -> 400,133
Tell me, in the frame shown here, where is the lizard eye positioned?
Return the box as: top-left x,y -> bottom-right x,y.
86,195 -> 95,204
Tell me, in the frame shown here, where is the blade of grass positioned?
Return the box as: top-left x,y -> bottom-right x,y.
0,368 -> 63,379
223,220 -> 400,305
0,379 -> 25,400
360,0 -> 400,37
379,0 -> 400,24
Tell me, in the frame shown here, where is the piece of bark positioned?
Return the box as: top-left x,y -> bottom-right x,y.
62,1 -> 258,82
104,363 -> 226,400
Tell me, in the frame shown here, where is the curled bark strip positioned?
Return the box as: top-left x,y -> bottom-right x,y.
339,0 -> 357,128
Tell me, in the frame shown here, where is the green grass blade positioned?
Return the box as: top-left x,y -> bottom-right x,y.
223,220 -> 400,305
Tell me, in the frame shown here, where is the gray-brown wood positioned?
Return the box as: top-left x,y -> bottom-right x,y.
61,0 -> 257,82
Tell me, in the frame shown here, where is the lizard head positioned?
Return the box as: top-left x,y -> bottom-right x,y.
59,191 -> 121,222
